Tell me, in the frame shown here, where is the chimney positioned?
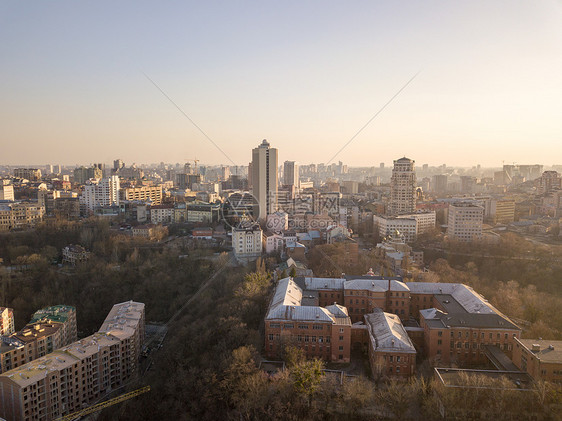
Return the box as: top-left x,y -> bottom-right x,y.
531,344 -> 541,352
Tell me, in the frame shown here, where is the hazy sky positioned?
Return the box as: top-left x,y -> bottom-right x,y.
1,1 -> 561,168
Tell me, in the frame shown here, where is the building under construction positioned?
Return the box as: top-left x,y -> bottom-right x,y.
0,301 -> 144,421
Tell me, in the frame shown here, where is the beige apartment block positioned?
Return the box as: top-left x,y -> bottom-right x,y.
0,301 -> 144,421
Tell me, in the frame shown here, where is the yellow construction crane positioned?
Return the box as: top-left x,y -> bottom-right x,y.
55,386 -> 150,421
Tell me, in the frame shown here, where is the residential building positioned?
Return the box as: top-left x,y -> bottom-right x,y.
389,157 -> 416,216
0,308 -> 15,336
489,199 -> 515,224
132,224 -> 155,239
511,339 -> 562,384
187,201 -> 220,224
232,220 -> 263,262
82,176 -> 120,211
120,185 -> 163,205
537,171 -> 561,195
373,215 -> 417,243
0,301 -> 144,421
62,245 -> 90,265
150,204 -> 174,224
0,202 -> 44,231
447,202 -> 484,242
14,168 -> 42,181
375,232 -> 423,276
365,309 -> 416,379
264,232 -> 284,254
283,161 -> 299,188
251,139 -> 278,219
0,181 -> 14,201
0,306 -> 77,374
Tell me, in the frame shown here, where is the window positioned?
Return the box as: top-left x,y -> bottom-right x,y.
389,356 -> 394,362
396,367 -> 400,373
437,340 -> 442,345
339,336 -> 344,341
284,323 -> 294,329
438,331 -> 443,337
339,328 -> 344,333
313,325 -> 323,330
311,336 -> 316,342
397,356 -> 401,362
268,334 -> 273,341
270,323 -> 280,328
339,346 -> 344,351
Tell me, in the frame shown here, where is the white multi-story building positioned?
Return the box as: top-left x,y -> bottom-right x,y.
373,211 -> 435,243
251,139 -> 278,220
373,215 -> 418,243
0,180 -> 14,201
264,232 -> 284,254
232,221 -> 263,262
389,157 -> 416,216
447,202 -> 484,242
407,211 -> 436,235
283,161 -> 299,188
82,175 -> 120,211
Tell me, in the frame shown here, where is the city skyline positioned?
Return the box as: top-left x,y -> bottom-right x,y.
2,1 -> 561,167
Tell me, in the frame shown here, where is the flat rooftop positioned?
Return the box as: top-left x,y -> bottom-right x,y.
435,368 -> 533,390
518,339 -> 562,363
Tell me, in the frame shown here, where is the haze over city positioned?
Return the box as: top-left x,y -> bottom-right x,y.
2,0 -> 561,167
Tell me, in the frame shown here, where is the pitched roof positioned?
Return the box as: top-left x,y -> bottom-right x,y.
364,309 -> 416,353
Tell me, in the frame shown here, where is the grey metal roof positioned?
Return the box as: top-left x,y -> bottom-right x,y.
364,309 -> 416,353
344,278 -> 410,292
266,277 -> 351,324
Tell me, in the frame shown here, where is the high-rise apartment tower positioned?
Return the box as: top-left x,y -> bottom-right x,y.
251,139 -> 278,220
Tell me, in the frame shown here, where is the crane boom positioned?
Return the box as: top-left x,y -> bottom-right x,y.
55,386 -> 150,421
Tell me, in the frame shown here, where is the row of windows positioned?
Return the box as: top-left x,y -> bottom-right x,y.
450,331 -> 514,340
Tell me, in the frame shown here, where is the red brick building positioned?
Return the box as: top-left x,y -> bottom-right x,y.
365,309 -> 416,379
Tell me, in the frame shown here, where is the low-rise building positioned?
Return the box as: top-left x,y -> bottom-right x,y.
264,231 -> 284,254
265,277 -> 352,363
511,338 -> 562,384
62,245 -> 90,265
365,309 -> 417,379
